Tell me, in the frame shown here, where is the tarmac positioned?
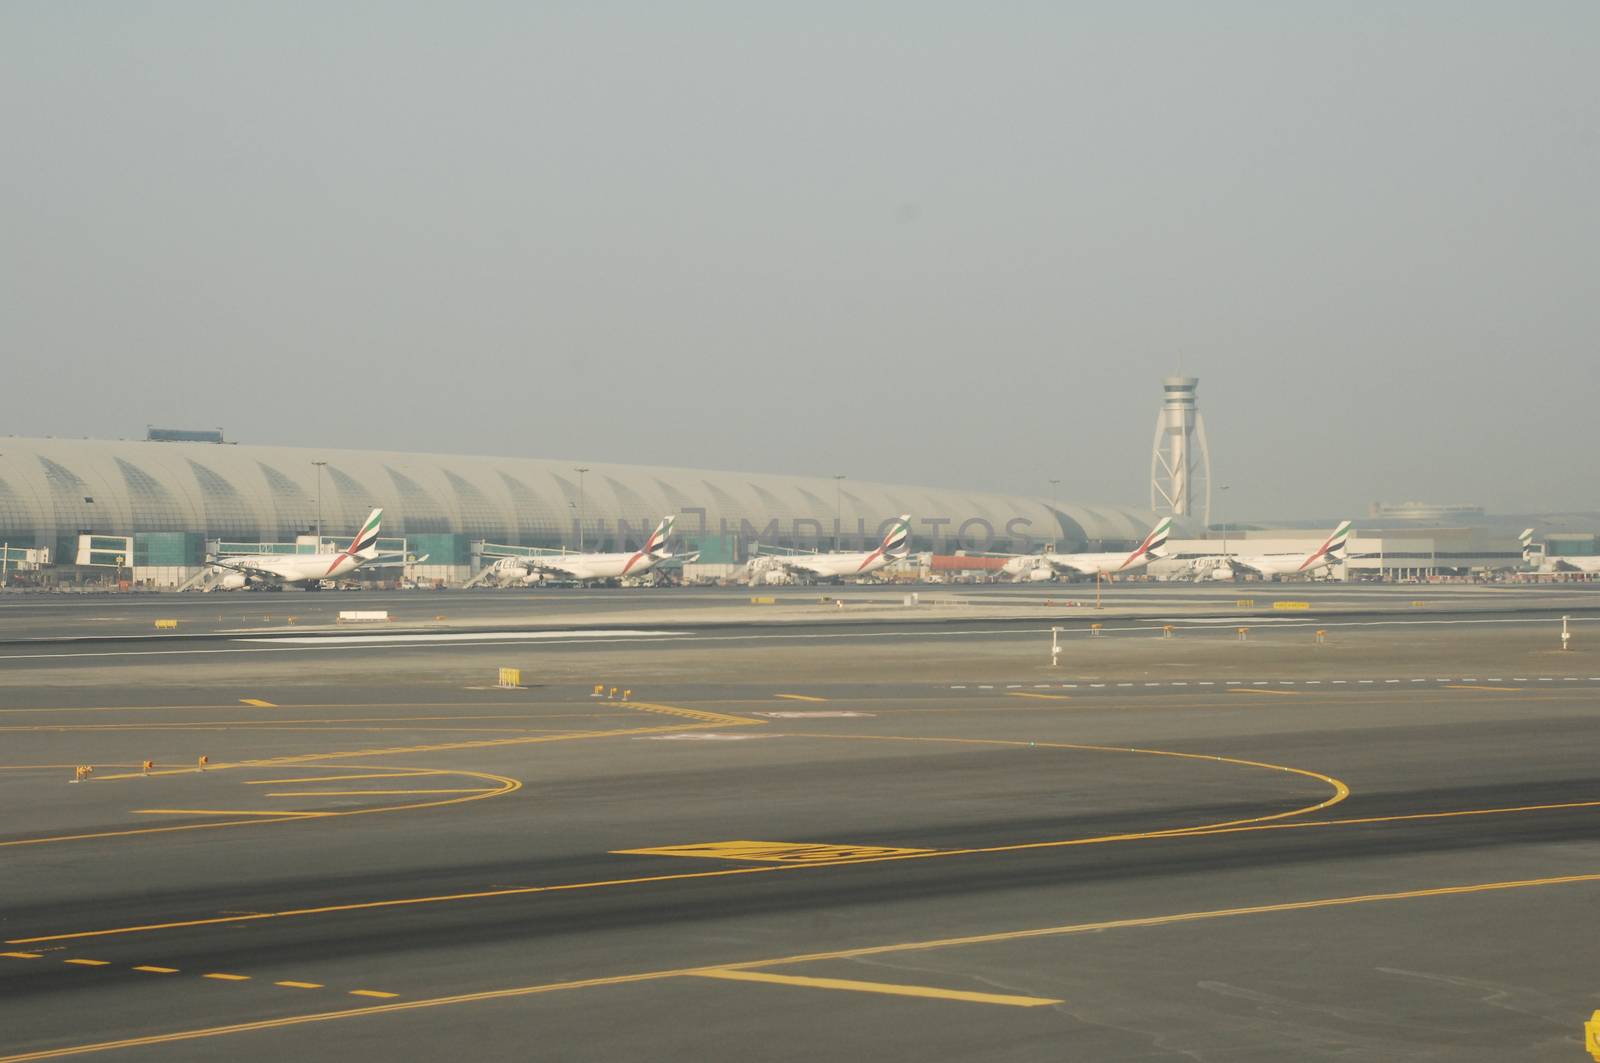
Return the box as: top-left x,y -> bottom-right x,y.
1,583 -> 1598,1060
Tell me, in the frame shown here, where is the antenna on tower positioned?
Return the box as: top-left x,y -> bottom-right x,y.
1150,376 -> 1212,528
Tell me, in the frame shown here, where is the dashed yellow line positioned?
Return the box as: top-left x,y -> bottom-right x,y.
774,694 -> 828,703
3,950 -> 392,999
689,968 -> 1059,1006
1444,685 -> 1521,693
1231,688 -> 1301,697
1006,691 -> 1071,701
6,871 -> 1598,1062
238,699 -> 276,708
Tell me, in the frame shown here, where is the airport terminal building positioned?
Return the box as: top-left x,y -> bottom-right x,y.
0,435 -> 1156,582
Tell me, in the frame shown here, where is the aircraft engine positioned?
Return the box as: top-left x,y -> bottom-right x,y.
217,572 -> 248,591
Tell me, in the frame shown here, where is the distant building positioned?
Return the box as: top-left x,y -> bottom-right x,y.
0,437 -> 1156,578
1368,501 -> 1486,522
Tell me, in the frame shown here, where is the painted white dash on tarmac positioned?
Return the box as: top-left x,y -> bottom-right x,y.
244,629 -> 675,645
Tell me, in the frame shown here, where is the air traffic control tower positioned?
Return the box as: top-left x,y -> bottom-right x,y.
1150,375 -> 1212,528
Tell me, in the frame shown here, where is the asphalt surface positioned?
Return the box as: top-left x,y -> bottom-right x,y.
3,581 -> 1599,641
2,588 -> 1598,1061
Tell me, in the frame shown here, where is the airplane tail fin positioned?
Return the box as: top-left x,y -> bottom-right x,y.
345,508 -> 383,560
645,515 -> 676,558
1299,520 -> 1352,571
1519,528 -> 1538,559
880,515 -> 912,560
1121,517 -> 1173,569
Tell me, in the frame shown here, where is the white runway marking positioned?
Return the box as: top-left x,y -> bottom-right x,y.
244,630 -> 676,645
4,610 -> 1594,661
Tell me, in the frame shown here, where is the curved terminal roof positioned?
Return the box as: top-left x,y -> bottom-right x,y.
0,438 -> 1156,557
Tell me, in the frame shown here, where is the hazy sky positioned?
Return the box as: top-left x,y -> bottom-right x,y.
3,3 -> 1595,519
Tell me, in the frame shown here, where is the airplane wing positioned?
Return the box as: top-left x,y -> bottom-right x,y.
1221,556 -> 1267,577
1042,557 -> 1096,577
207,558 -> 287,582
652,551 -> 701,567
520,557 -> 583,578
361,552 -> 429,569
745,555 -> 821,580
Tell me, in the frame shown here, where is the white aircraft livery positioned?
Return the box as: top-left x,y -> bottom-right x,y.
752,515 -> 912,580
1525,528 -> 1600,574
209,509 -> 385,589
1013,518 -> 1173,580
511,516 -> 679,584
1227,521 -> 1353,579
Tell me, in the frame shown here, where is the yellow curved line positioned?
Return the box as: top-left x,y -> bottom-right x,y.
0,765 -> 520,849
1,701 -> 748,848
6,732 -> 1348,943
781,731 -> 1351,846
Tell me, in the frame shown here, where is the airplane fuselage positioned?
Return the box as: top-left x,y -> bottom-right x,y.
219,551 -> 365,586
522,549 -> 663,583
1043,551 -> 1157,577
1227,553 -> 1338,578
779,550 -> 896,578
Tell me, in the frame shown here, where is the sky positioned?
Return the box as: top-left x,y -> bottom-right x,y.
2,2 -> 1595,520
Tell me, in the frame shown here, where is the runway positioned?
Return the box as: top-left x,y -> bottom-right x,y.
1,590 -> 1598,1060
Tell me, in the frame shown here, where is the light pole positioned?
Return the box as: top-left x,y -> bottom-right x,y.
311,461 -> 327,547
575,467 -> 590,551
833,475 -> 846,550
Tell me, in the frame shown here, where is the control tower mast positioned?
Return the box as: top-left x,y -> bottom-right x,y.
1150,375 -> 1212,528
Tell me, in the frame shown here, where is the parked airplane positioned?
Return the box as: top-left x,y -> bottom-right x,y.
1225,521 -> 1353,579
207,509 -> 387,590
1001,518 -> 1173,581
1526,528 -> 1600,574
749,515 -> 912,582
502,515 -> 679,585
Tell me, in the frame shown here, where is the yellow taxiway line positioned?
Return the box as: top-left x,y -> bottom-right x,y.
243,771 -> 442,785
6,732 -> 1348,945
688,968 -> 1060,1006
4,870 -> 1599,1061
